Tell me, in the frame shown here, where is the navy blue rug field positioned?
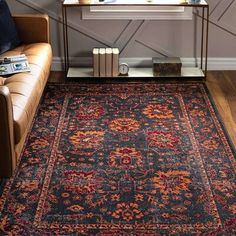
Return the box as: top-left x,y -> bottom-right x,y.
0,83 -> 235,235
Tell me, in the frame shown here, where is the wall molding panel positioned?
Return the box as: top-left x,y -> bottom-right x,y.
207,0 -> 236,36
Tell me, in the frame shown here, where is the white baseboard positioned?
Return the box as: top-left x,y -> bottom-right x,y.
51,57 -> 236,71
206,58 -> 236,70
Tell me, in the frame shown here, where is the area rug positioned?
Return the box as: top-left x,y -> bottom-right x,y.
0,83 -> 235,235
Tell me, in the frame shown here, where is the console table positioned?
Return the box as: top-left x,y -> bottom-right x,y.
61,0 -> 209,79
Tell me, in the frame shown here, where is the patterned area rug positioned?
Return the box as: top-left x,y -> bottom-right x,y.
0,83 -> 235,235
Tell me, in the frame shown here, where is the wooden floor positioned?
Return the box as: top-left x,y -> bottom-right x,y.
49,71 -> 236,149
206,71 -> 236,148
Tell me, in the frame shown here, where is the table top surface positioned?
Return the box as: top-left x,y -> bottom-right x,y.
63,0 -> 208,7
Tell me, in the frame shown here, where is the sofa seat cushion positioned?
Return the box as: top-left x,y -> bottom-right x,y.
1,43 -> 52,144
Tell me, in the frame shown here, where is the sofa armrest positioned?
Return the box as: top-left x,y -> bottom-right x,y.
0,86 -> 16,177
13,14 -> 50,44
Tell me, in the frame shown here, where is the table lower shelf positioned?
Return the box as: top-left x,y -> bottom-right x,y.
67,67 -> 205,78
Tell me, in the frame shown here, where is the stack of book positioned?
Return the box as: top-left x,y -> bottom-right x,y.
93,48 -> 119,77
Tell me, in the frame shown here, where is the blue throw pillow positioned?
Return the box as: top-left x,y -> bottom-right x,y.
0,0 -> 21,54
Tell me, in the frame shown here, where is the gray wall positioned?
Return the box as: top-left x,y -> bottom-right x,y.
7,0 -> 236,70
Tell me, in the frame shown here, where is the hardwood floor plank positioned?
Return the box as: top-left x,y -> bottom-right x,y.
207,71 -> 236,148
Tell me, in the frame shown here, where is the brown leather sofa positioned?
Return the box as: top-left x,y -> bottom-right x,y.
0,14 -> 52,177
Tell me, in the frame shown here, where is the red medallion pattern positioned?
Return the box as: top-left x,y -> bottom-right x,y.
143,104 -> 174,119
77,104 -> 105,119
0,83 -> 235,235
109,118 -> 140,132
112,203 -> 144,222
109,147 -> 143,169
147,131 -> 180,148
63,171 -> 100,194
70,131 -> 104,148
152,170 -> 191,195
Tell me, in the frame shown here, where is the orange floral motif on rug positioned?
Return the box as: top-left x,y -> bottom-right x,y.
0,83 -> 235,235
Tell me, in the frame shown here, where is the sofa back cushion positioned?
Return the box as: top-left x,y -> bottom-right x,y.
0,0 -> 20,54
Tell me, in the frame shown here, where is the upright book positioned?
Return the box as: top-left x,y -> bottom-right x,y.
112,48 -> 119,77
105,48 -> 112,77
99,48 -> 106,77
93,48 -> 99,77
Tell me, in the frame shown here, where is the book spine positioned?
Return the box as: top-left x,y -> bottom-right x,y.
112,48 -> 119,77
99,48 -> 106,77
105,48 -> 112,77
93,48 -> 99,77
